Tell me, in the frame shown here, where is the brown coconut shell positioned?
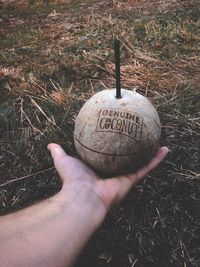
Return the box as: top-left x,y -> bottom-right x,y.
74,89 -> 161,177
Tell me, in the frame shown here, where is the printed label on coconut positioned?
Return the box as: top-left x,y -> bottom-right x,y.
96,109 -> 143,142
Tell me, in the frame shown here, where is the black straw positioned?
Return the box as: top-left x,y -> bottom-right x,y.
114,39 -> 121,99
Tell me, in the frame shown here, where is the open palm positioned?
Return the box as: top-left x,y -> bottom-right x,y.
48,144 -> 168,212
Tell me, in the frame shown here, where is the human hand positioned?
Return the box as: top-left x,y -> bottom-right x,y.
48,144 -> 168,225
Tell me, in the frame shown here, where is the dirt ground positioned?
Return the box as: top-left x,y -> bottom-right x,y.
0,0 -> 200,266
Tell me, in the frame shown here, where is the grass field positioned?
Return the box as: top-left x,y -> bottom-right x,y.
0,0 -> 200,266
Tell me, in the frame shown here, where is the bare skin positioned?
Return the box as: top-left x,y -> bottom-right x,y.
0,144 -> 168,267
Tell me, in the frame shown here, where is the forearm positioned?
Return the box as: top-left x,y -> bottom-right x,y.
0,189 -> 106,267
0,143 -> 168,267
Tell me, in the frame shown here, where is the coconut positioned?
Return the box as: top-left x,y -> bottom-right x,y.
74,88 -> 161,177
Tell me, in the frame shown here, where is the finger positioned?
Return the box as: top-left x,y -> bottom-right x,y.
105,146 -> 169,204
47,143 -> 71,183
48,143 -> 98,183
48,143 -> 68,163
136,146 -> 169,180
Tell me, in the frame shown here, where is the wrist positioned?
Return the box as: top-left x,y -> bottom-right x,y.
54,184 -> 107,229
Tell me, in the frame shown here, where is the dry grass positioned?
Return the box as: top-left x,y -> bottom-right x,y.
0,0 -> 200,266
104,46 -> 183,93
112,0 -> 195,15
